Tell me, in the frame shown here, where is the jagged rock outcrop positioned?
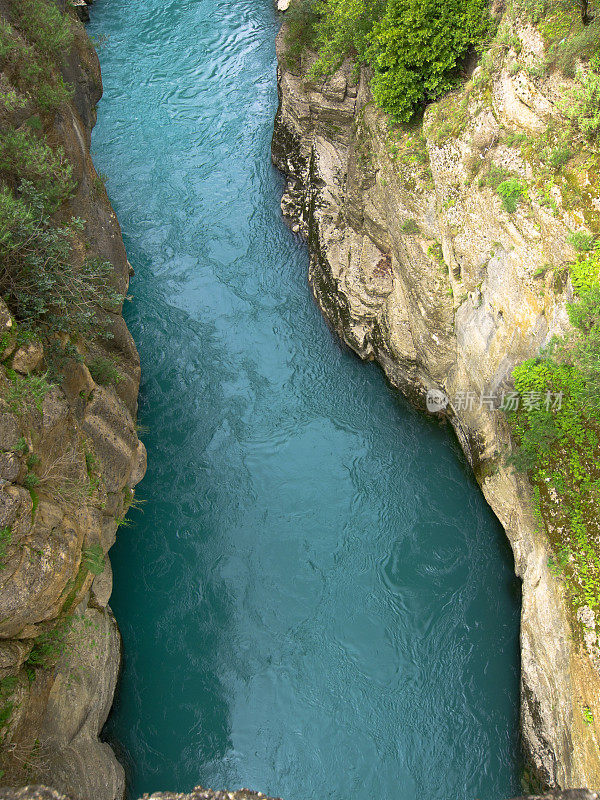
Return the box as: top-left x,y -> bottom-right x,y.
272,15 -> 600,793
0,8 -> 145,800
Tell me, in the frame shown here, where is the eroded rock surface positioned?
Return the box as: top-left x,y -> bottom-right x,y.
0,7 -> 146,800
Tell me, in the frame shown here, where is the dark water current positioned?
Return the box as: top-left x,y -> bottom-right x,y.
88,2 -> 521,798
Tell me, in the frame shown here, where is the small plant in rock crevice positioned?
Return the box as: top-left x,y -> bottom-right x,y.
497,178 -> 527,212
5,369 -> 54,414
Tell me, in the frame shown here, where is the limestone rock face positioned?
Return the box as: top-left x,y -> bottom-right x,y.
272,18 -> 600,793
0,7 -> 146,800
11,343 -> 44,375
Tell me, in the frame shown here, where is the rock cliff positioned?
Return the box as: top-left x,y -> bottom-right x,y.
0,5 -> 145,799
272,10 -> 600,793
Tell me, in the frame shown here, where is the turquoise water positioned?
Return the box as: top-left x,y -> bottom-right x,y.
88,2 -> 521,798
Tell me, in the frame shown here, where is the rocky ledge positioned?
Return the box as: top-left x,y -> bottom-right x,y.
272,10 -> 600,794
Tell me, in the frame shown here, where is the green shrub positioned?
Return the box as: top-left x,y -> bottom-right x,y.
13,0 -> 73,57
545,144 -> 573,169
303,0 -> 490,120
5,369 -> 54,414
15,436 -> 28,454
368,0 -> 490,119
401,218 -> 419,234
0,88 -> 26,114
0,14 -> 73,114
0,184 -> 123,338
0,129 -> 75,213
508,247 -> 600,615
551,17 -> 600,75
0,675 -> 17,734
568,230 -> 596,252
563,54 -> 600,138
497,178 -> 526,212
26,616 -> 73,670
284,0 -> 320,69
26,453 -> 39,469
23,472 -> 39,489
0,527 -> 12,569
480,163 -> 512,190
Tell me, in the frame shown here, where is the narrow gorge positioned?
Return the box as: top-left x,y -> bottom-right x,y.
0,1 -> 597,800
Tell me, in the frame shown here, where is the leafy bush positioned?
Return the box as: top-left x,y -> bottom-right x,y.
5,369 -> 54,414
296,0 -> 490,120
82,543 -> 105,576
86,355 -> 122,386
563,54 -> 600,138
26,616 -> 73,670
0,16 -> 72,113
0,183 -> 122,338
12,0 -> 74,57
496,178 -> 526,212
401,218 -> 419,234
550,16 -> 600,75
0,527 -> 12,569
0,129 -> 75,213
367,0 -> 490,119
568,230 -> 596,252
0,675 -> 17,735
283,0 -> 320,69
23,472 -> 39,489
544,144 -> 573,169
480,163 -> 512,190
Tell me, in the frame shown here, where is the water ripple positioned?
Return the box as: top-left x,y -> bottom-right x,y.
89,1 -> 521,799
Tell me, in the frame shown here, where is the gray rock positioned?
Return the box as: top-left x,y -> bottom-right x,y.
35,608 -> 124,800
0,452 -> 21,482
0,414 -> 20,452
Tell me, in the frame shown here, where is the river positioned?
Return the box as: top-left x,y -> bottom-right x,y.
88,2 -> 521,798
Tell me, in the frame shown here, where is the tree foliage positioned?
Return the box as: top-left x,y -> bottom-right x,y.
291,0 -> 490,119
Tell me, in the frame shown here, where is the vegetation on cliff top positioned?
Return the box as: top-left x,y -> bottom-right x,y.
0,0 -> 121,365
285,0 -> 491,119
